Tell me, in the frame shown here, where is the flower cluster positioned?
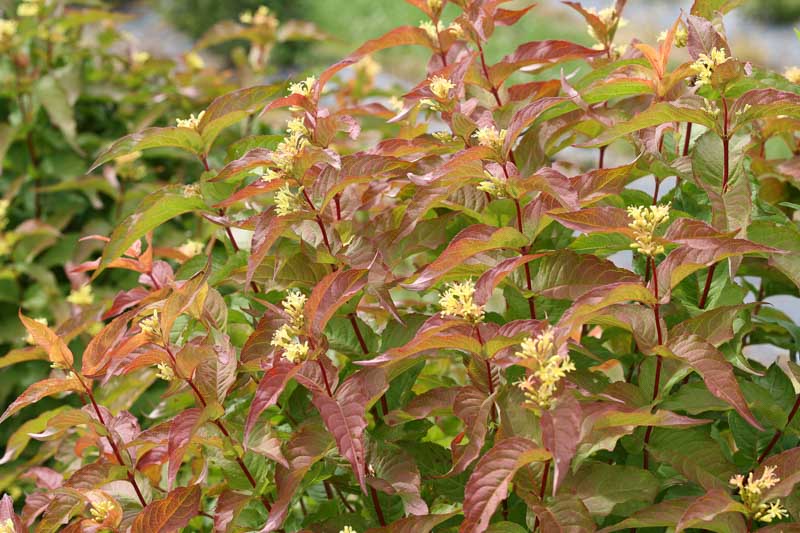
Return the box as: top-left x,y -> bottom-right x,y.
515,326 -> 575,412
477,170 -> 513,199
156,362 -> 175,381
586,4 -> 627,44
730,466 -> 789,523
439,280 -> 484,323
271,291 -> 310,363
17,0 -> 39,17
784,66 -> 800,84
657,25 -> 688,48
0,199 -> 17,256
427,0 -> 443,10
239,6 -> 278,30
67,285 -> 94,306
0,519 -> 14,533
0,19 -> 17,42
421,76 -> 455,110
175,110 -> 205,130
89,499 -> 115,523
627,203 -> 670,257
289,76 -> 317,98
419,20 -> 463,42
689,47 -> 730,87
271,117 -> 311,176
178,240 -> 204,258
138,310 -> 162,341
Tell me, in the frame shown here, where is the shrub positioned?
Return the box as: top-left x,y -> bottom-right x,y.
2,0 -> 800,531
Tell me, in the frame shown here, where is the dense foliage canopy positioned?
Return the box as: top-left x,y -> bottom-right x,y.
2,0 -> 800,531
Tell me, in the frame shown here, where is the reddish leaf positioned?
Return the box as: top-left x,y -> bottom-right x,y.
245,361 -> 300,441
404,225 -> 528,290
0,494 -> 25,533
597,497 -> 695,532
474,254 -> 546,305
359,319 -> 480,367
541,393 -> 581,495
210,148 -> 274,182
364,512 -> 458,533
368,446 -> 428,516
657,334 -> 762,430
448,387 -> 495,476
131,485 -> 201,533
386,387 -> 460,425
0,376 -> 82,424
550,206 -> 632,235
526,250 -> 639,300
247,210 -> 288,286
197,85 -> 280,150
460,437 -> 551,533
214,490 -> 250,533
167,407 -> 205,489
19,312 -> 73,369
503,97 -> 566,154
305,268 -> 367,338
82,310 -> 141,376
489,41 -> 604,86
675,489 -> 747,532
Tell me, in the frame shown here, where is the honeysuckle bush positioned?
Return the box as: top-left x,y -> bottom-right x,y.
3,0 -> 800,531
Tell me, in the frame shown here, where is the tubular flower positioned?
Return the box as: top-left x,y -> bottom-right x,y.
17,0 -> 39,17
178,240 -> 204,258
89,499 -> 115,523
419,20 -> 445,41
67,285 -> 94,306
784,66 -> 800,84
627,203 -> 670,257
515,326 -> 575,412
274,184 -> 305,217
271,290 -> 310,363
429,76 -> 455,100
439,280 -> 484,323
427,0 -> 443,10
271,118 -> 311,175
340,527 -> 357,533
657,25 -> 687,48
138,310 -> 162,341
689,47 -> 730,87
156,362 -> 175,382
240,6 -> 278,29
0,19 -> 17,41
176,110 -> 205,130
586,5 -> 627,43
477,170 -> 513,199
0,519 -> 14,533
289,76 -> 316,98
474,126 -> 507,156
730,466 -> 789,523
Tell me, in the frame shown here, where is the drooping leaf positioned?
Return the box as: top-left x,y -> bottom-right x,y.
19,312 -> 73,369
0,376 -> 82,424
131,485 -> 201,533
89,127 -> 204,171
197,85 -> 280,150
541,394 -> 582,495
305,268 -> 368,338
675,489 -> 747,533
460,438 -> 550,533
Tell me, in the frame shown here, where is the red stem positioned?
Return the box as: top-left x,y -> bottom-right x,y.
598,146 -> 606,169
683,122 -> 693,156
317,358 -> 333,397
698,263 -> 717,309
369,485 -> 387,526
757,393 -> 800,463
476,39 -> 502,107
512,197 -> 536,319
301,189 -> 333,254
349,313 -> 388,415
217,208 -> 261,293
643,256 -> 664,470
721,98 -> 730,193
533,460 -> 551,530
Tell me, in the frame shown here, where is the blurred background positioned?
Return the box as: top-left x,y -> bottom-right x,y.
115,0 -> 800,81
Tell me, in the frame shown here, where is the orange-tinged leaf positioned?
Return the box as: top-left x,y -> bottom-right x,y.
19,312 -> 73,369
0,377 -> 82,424
196,85 -> 280,150
89,127 -> 203,172
130,485 -> 201,533
305,268 -> 368,338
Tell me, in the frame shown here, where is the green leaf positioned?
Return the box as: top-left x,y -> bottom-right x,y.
93,185 -> 207,277
197,85 -> 280,151
89,127 -> 204,172
563,462 -> 659,518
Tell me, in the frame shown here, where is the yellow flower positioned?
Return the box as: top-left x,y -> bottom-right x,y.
355,55 -> 381,79
0,199 -> 9,230
289,76 -> 317,98
388,96 -> 405,113
474,126 -> 507,153
432,131 -> 454,142
240,6 -> 278,28
178,240 -> 204,258
138,310 -> 162,341
286,117 -> 308,137
340,527 -> 357,533
690,47 -> 730,87
176,110 -> 205,130
730,466 -> 788,522
586,5 -> 627,43
89,499 -> 115,523
419,20 -> 443,41
185,51 -> 205,70
439,280 -> 484,323
515,326 -> 575,412
271,291 -> 310,363
657,26 -> 688,48
0,19 -> 18,40
156,362 -> 175,381
132,51 -> 150,64
627,203 -> 670,257
477,170 -> 512,198
427,0 -> 443,10
17,0 -> 39,17
448,22 -> 464,39
784,66 -> 800,84
0,518 -> 14,533
274,184 -> 304,217
429,76 -> 455,100
67,285 -> 94,306
25,317 -> 47,345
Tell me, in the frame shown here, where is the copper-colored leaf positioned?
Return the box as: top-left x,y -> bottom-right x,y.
131,485 -> 201,533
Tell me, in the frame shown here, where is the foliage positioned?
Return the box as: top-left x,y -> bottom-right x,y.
2,0 -> 800,532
